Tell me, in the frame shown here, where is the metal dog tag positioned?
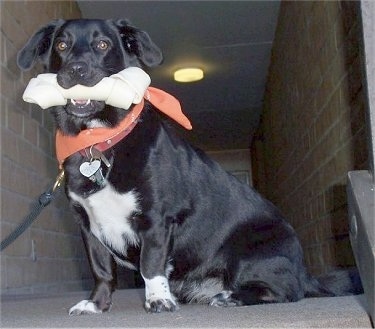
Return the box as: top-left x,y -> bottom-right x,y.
79,160 -> 101,177
91,148 -> 111,168
93,168 -> 106,186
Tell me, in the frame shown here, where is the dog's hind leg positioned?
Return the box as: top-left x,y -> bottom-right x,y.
210,281 -> 285,307
210,257 -> 305,307
69,227 -> 117,315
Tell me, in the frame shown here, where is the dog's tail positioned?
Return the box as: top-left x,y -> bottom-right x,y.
303,267 -> 364,298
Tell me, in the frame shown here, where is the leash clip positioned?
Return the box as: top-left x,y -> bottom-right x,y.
53,170 -> 65,192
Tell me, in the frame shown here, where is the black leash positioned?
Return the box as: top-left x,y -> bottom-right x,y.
0,170 -> 65,252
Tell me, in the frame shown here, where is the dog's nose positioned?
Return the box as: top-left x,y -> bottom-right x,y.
66,62 -> 88,79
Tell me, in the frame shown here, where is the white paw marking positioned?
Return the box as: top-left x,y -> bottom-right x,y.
144,297 -> 178,312
143,275 -> 177,309
210,290 -> 238,307
143,275 -> 173,300
69,300 -> 102,315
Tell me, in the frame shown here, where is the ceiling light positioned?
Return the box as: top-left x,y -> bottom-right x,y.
174,67 -> 204,83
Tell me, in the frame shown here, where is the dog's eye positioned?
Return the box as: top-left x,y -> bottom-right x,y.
56,41 -> 68,51
97,40 -> 109,51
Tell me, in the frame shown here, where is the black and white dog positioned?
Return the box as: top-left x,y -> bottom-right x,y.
17,19 -> 362,315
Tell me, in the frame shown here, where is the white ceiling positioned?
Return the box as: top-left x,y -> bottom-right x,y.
77,0 -> 280,151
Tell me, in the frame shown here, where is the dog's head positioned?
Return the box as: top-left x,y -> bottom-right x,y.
17,19 -> 163,134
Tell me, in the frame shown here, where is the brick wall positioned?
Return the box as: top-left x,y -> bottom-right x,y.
0,1 -> 95,295
251,1 -> 368,275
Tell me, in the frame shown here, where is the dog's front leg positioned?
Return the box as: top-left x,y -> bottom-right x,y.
139,223 -> 178,313
69,226 -> 117,315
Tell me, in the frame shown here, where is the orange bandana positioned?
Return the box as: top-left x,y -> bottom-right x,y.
55,87 -> 192,166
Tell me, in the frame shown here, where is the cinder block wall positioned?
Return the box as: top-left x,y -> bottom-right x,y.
251,1 -> 368,275
0,1 -> 94,295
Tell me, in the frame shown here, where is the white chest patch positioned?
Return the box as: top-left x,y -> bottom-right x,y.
69,184 -> 140,254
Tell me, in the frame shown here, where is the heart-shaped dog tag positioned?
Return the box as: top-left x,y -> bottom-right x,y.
79,160 -> 101,177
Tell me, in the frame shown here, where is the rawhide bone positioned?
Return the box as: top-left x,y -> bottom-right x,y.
22,67 -> 151,110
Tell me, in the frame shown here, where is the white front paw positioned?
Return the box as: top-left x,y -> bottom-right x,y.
145,297 -> 178,313
69,300 -> 102,315
142,275 -> 178,313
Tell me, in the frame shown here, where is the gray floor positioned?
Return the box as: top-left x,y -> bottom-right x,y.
1,289 -> 372,328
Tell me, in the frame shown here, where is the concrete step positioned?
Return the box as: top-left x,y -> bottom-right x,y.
1,289 -> 372,328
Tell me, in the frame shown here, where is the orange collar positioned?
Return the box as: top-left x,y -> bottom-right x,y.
56,87 -> 192,166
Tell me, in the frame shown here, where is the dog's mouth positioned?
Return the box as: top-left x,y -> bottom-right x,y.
71,99 -> 91,107
66,99 -> 105,118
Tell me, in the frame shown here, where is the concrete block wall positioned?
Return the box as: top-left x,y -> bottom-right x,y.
0,1 -> 94,295
251,1 -> 368,275
207,149 -> 253,185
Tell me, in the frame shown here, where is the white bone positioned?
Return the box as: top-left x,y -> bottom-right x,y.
22,67 -> 151,110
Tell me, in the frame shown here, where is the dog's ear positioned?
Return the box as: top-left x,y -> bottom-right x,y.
113,19 -> 163,67
17,19 -> 65,71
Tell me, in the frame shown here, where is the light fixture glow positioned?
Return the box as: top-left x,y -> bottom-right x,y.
174,67 -> 204,83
